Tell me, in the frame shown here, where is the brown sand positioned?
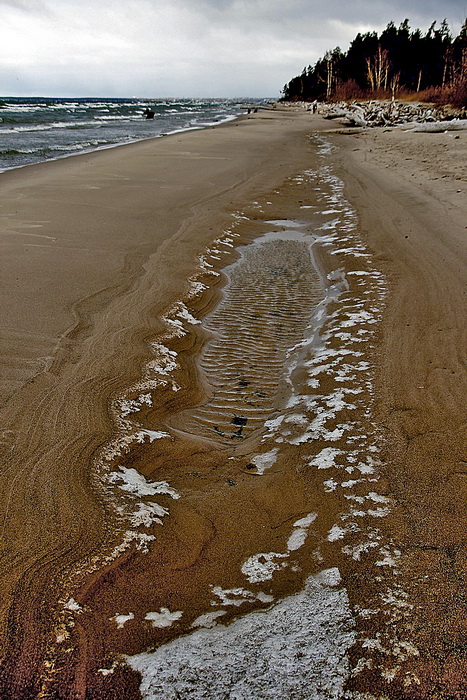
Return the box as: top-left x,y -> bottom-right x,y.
0,111 -> 465,698
334,126 -> 467,697
0,110 -> 331,697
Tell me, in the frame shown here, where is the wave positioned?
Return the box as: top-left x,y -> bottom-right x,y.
0,148 -> 35,156
0,97 -> 260,171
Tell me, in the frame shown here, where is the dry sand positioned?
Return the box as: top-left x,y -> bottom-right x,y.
0,110 -> 465,698
334,125 -> 467,698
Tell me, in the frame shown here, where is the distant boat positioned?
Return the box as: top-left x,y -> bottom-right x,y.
144,107 -> 155,120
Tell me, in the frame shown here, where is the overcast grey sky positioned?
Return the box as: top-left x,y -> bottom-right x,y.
1,0 -> 465,97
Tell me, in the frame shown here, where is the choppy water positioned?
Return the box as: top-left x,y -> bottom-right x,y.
0,97 -> 262,172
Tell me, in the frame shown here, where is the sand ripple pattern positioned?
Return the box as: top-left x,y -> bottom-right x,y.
177,239 -> 323,442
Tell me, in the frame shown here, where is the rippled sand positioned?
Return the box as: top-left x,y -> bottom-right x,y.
174,236 -> 323,441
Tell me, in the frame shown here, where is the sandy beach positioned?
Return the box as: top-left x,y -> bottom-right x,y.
0,108 -> 465,699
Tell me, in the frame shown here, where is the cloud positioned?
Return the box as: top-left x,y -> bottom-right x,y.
0,0 -> 50,13
0,0 -> 464,96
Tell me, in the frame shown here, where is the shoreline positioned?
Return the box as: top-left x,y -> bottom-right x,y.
0,110 -> 465,698
0,96 -> 258,174
0,107 -> 291,406
0,112 -> 245,176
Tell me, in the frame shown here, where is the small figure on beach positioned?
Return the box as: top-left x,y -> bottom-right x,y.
144,107 -> 155,119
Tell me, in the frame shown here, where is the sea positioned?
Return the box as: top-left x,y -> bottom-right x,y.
0,97 -> 264,172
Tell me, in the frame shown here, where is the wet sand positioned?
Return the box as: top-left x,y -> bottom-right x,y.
0,110 -> 465,698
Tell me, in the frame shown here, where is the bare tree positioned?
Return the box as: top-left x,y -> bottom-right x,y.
390,72 -> 400,100
318,49 -> 341,99
442,46 -> 454,88
366,45 -> 391,91
416,68 -> 423,92
323,51 -> 337,98
454,46 -> 467,84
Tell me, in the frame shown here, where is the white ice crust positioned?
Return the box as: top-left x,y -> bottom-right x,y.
241,512 -> 317,583
112,612 -> 134,629
126,568 -> 355,700
108,466 -> 179,500
144,609 -> 183,628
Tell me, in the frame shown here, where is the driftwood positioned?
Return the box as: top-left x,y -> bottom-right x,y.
401,119 -> 467,132
284,99 -> 466,129
323,101 -> 424,126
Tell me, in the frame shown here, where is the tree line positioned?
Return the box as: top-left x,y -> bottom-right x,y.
282,19 -> 467,106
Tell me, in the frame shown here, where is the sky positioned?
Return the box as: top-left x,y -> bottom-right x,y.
1,0 -> 466,98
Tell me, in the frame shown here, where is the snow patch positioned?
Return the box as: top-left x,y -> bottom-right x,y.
108,466 -> 179,500
130,502 -> 168,527
64,598 -> 82,614
175,302 -> 201,324
145,609 -> 183,628
211,587 -> 274,607
241,552 -> 288,583
191,610 -> 227,628
126,569 -> 355,700
310,447 -> 343,470
287,512 -> 318,551
138,429 -> 170,442
249,448 -> 279,474
242,512 -> 317,581
112,612 -> 134,629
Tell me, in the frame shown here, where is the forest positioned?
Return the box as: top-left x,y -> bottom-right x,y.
282,19 -> 467,107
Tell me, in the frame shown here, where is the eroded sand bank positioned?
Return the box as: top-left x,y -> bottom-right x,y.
0,111 -> 465,698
